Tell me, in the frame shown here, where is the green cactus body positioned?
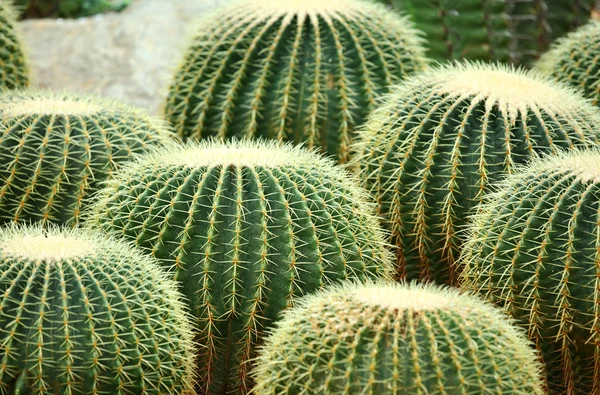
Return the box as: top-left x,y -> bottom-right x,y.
0,225 -> 196,395
0,1 -> 28,89
461,149 -> 600,394
376,0 -> 593,65
252,281 -> 544,394
89,139 -> 394,394
164,0 -> 427,163
537,21 -> 600,106
0,90 -> 171,227
353,62 -> 600,286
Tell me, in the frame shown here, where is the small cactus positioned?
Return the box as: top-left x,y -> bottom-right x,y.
0,90 -> 172,227
537,21 -> 600,106
0,1 -> 28,89
353,62 -> 600,286
252,281 -> 544,394
0,224 -> 196,395
89,139 -> 394,394
375,0 -> 593,65
461,149 -> 600,394
164,0 -> 428,163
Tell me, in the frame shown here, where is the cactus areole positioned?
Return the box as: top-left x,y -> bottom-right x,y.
90,139 -> 394,394
353,62 -> 600,286
164,0 -> 427,163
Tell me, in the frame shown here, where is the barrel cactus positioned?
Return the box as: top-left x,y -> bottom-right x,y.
353,62 -> 600,286
0,225 -> 196,395
164,0 -> 428,163
0,90 -> 171,227
537,21 -> 600,106
89,139 -> 394,393
461,149 -> 600,394
0,1 -> 28,89
375,0 -> 593,65
253,281 -> 544,394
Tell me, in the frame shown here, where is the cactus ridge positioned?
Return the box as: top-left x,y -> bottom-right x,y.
252,281 -> 544,394
0,1 -> 28,89
89,139 -> 394,394
537,21 -> 600,106
0,89 -> 172,227
164,0 -> 427,163
0,224 -> 196,395
460,148 -> 600,394
352,61 -> 600,285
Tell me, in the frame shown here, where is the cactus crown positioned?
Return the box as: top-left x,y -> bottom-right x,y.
460,148 -> 600,393
165,0 -> 427,163
253,281 -> 544,394
0,224 -> 196,395
0,89 -> 172,227
353,61 -> 600,285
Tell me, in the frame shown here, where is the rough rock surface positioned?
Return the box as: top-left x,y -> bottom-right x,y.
18,0 -> 224,114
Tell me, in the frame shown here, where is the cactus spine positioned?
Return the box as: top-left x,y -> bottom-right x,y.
461,149 -> 600,394
375,0 -> 594,65
0,225 -> 196,395
0,1 -> 28,89
253,281 -> 544,394
0,90 -> 172,227
353,62 -> 600,286
89,139 -> 394,394
537,21 -> 600,106
164,0 -> 427,163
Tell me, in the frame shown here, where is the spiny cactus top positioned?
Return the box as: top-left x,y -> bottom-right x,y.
0,1 -> 28,89
353,62 -> 600,286
460,149 -> 600,394
375,0 -> 593,65
0,225 -> 196,395
537,21 -> 600,106
90,139 -> 394,394
252,281 -> 544,394
164,0 -> 428,163
0,90 -> 172,227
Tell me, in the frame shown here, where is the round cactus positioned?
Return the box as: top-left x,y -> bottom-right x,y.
89,139 -> 394,394
375,0 -> 593,65
0,1 -> 29,89
537,21 -> 600,106
252,281 -> 544,394
164,0 -> 428,163
353,62 -> 600,286
0,90 -> 172,227
0,225 -> 196,395
460,149 -> 600,394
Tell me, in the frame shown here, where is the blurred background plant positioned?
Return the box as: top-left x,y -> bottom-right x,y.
15,0 -> 130,19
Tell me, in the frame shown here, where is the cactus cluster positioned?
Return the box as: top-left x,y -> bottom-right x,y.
353,62 -> 600,285
537,21 -> 600,106
375,0 -> 594,65
89,139 -> 394,393
461,149 -> 600,394
0,90 -> 171,227
164,0 -> 428,163
253,281 -> 544,394
0,1 -> 28,89
0,225 -> 196,395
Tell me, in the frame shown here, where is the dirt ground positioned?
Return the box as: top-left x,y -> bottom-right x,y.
18,0 -> 225,115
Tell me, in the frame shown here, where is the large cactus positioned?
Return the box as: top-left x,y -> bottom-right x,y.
0,1 -> 28,89
537,21 -> 600,106
461,149 -> 600,394
253,281 -> 544,394
375,0 -> 594,65
0,90 -> 171,227
89,139 -> 394,394
164,0 -> 428,163
353,62 -> 600,286
0,225 -> 196,395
